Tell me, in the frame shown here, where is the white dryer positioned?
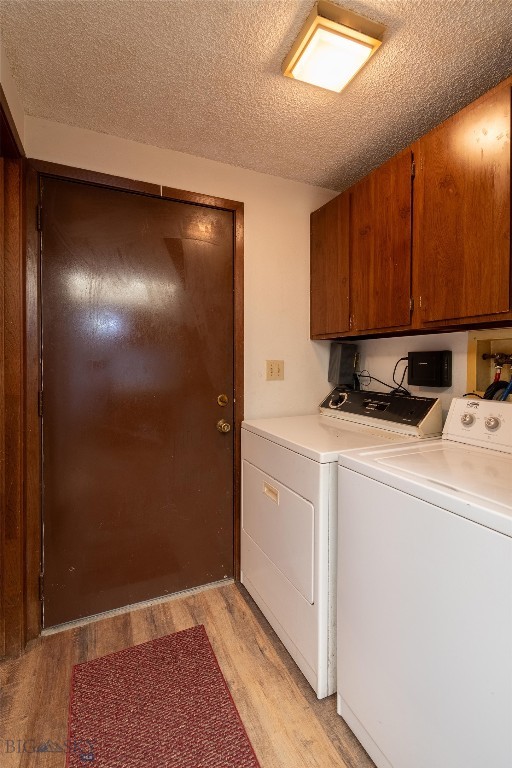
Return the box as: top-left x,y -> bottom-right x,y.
337,397 -> 512,768
241,389 -> 441,698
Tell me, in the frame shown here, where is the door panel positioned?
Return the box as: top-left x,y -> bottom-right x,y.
416,86 -> 511,323
242,461 -> 314,603
41,178 -> 235,627
349,150 -> 412,332
310,193 -> 350,336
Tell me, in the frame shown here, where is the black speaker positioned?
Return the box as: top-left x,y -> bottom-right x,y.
328,342 -> 359,389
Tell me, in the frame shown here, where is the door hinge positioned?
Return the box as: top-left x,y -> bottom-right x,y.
39,573 -> 44,602
410,297 -> 414,312
36,204 -> 43,232
349,314 -> 353,330
38,390 -> 44,417
411,160 -> 416,179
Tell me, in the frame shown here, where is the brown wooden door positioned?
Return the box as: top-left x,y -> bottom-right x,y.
349,149 -> 413,332
310,193 -> 350,337
415,85 -> 511,323
41,178 -> 235,627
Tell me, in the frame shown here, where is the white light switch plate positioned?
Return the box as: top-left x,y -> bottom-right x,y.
266,360 -> 284,381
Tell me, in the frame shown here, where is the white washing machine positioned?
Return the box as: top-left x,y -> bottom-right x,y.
241,389 -> 442,698
337,397 -> 512,768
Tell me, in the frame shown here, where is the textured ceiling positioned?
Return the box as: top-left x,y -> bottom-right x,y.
1,0 -> 511,190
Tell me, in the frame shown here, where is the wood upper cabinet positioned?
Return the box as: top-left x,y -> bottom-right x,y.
310,152 -> 413,339
414,83 -> 511,324
310,192 -> 350,336
310,76 -> 511,340
349,149 -> 413,332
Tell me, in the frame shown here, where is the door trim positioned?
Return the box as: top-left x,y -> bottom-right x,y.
0,94 -> 24,658
24,159 -> 244,644
0,84 -> 25,159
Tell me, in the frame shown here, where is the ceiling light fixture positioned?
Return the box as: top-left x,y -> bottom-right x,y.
282,1 -> 385,93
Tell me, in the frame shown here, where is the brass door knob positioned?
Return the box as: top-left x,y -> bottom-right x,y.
216,419 -> 231,433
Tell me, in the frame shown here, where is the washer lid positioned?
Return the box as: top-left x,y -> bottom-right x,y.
339,440 -> 512,536
242,414 -> 413,463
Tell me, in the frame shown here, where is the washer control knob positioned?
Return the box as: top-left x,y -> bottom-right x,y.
485,416 -> 501,431
461,413 -> 475,426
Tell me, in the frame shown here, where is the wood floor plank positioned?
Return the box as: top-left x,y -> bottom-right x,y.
0,583 -> 375,768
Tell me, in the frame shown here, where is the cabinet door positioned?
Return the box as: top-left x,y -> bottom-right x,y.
349,150 -> 413,332
415,85 -> 511,323
310,193 -> 350,337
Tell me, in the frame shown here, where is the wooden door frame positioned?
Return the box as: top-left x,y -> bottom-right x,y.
0,88 -> 25,658
22,159 -> 244,648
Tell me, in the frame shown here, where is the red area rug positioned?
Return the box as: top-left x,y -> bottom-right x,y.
66,624 -> 261,767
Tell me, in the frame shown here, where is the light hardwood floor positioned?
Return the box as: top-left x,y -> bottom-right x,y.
0,582 -> 375,767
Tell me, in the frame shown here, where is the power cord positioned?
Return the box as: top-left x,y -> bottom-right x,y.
391,357 -> 410,396
483,381 -> 508,400
357,356 -> 411,396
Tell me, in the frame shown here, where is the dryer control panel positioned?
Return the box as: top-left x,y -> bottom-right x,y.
319,389 -> 442,438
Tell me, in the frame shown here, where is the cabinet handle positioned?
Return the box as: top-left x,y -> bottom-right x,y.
263,482 -> 279,504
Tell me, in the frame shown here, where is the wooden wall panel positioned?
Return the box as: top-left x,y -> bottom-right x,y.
1,158 -> 25,656
0,85 -> 25,159
0,158 -> 4,658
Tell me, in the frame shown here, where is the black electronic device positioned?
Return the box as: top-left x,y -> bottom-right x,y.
328,342 -> 359,390
407,350 -> 452,387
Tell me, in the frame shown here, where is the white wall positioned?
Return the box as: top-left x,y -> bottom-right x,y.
25,116 -> 336,419
0,34 -> 25,147
357,331 -> 470,418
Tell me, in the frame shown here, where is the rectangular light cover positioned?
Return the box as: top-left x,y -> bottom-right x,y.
282,3 -> 384,94
291,26 -> 374,92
